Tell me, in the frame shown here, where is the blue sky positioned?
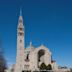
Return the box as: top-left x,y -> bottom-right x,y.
0,0 -> 72,67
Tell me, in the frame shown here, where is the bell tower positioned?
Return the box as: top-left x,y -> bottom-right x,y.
15,9 -> 25,72
17,9 -> 24,49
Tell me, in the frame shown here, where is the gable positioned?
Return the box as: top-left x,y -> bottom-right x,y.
36,44 -> 51,55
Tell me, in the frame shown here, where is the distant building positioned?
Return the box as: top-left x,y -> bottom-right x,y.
5,64 -> 15,72
6,9 -> 70,72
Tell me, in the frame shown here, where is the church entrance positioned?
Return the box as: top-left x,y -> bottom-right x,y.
22,70 -> 31,72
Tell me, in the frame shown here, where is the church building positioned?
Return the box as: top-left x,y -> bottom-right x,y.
5,10 -> 70,72
14,9 -> 58,72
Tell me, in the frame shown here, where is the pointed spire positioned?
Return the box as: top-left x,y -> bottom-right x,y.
20,7 -> 22,16
30,41 -> 32,46
18,7 -> 24,28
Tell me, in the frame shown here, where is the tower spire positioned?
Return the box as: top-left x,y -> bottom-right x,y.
20,8 -> 22,16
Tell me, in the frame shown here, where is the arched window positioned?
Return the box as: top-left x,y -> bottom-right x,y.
26,54 -> 29,60
38,49 -> 45,62
25,54 -> 29,62
20,40 -> 22,43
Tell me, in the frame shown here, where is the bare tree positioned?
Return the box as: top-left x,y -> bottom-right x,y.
0,38 -> 7,72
